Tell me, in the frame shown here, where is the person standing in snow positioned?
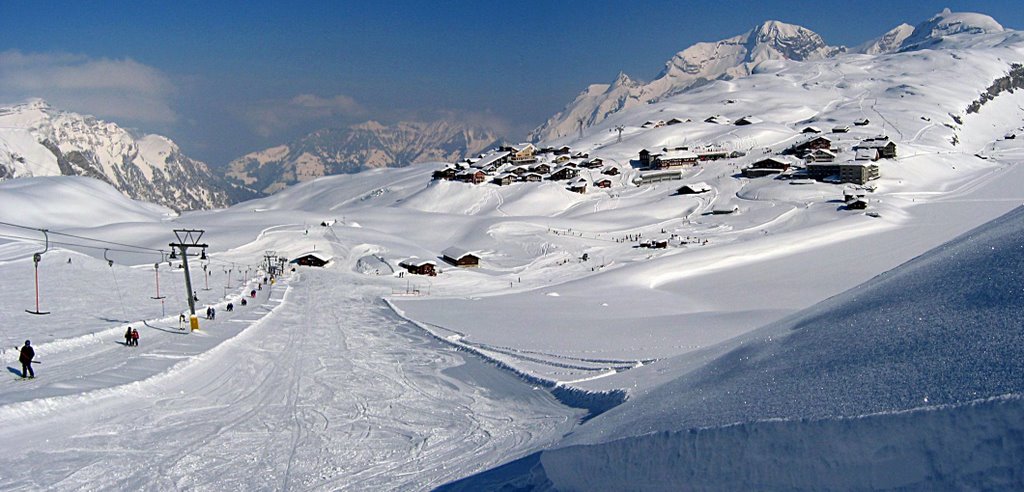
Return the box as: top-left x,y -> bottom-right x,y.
131,329 -> 139,347
125,327 -> 133,346
210,307 -> 215,320
19,340 -> 35,378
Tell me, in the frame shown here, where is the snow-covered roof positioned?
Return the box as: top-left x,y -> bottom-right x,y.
291,251 -> 332,262
472,151 -> 510,168
801,125 -> 822,133
855,148 -> 879,160
442,247 -> 477,260
660,150 -> 699,160
735,115 -> 763,124
400,258 -> 436,267
679,182 -> 711,193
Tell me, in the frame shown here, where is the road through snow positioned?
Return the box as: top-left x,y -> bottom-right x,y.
0,270 -> 580,490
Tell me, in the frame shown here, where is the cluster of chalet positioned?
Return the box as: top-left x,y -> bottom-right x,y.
740,125 -> 895,185
432,143 -> 621,193
638,146 -> 738,170
399,247 -> 482,276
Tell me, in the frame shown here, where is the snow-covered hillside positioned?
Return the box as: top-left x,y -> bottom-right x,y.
227,119 -> 501,194
0,99 -> 235,211
530,20 -> 844,142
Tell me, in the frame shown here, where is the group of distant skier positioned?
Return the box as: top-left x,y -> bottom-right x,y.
124,327 -> 140,346
20,276 -> 277,379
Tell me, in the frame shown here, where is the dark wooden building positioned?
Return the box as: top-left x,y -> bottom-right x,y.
442,247 -> 480,267
399,258 -> 437,276
290,252 -> 331,267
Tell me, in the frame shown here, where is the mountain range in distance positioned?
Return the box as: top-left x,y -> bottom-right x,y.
0,9 -> 1009,210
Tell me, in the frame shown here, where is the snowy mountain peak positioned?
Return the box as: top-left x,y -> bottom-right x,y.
0,100 -> 232,210
530,20 -> 841,142
855,23 -> 915,54
900,9 -> 1005,50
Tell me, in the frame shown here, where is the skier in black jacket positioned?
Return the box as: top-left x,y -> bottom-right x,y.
19,340 -> 35,378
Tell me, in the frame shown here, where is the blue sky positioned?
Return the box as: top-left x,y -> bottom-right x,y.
1,1 -> 1020,165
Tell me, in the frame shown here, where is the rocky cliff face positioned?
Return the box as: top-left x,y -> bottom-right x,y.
529,20 -> 844,142
227,120 -> 501,194
0,100 -> 238,211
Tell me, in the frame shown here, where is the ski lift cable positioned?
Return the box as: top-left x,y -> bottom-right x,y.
0,220 -> 163,253
105,249 -> 132,322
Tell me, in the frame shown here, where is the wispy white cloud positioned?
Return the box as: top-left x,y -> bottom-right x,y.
0,50 -> 177,123
244,94 -> 366,137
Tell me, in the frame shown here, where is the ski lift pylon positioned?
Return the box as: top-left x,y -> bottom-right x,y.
26,229 -> 50,315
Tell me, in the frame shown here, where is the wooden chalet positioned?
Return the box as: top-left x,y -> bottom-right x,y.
290,252 -> 331,267
697,149 -> 729,161
531,163 -> 552,174
846,197 -> 869,210
743,157 -> 794,177
567,178 -> 588,194
550,166 -> 579,181
502,143 -> 537,164
552,146 -> 572,155
801,125 -> 822,134
595,178 -> 613,188
666,117 -> 687,125
432,166 -> 458,180
734,115 -> 763,126
792,136 -> 832,155
523,172 -> 544,182
832,125 -> 850,133
399,258 -> 437,276
677,182 -> 711,194
554,155 -> 571,164
442,247 -> 480,267
458,170 -> 487,184
472,150 -> 511,171
602,166 -> 620,176
639,149 -> 659,168
581,158 -> 604,169
493,174 -> 515,186
855,138 -> 897,159
855,147 -> 880,161
653,150 -> 699,169
854,118 -> 870,126
704,115 -> 731,125
806,148 -> 836,162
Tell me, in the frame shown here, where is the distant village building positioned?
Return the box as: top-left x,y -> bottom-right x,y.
493,174 -> 515,186
704,115 -> 731,125
531,163 -> 552,174
472,151 -> 511,172
743,156 -> 796,178
734,115 -> 763,126
432,166 -> 459,180
677,182 -> 711,194
568,178 -> 588,194
523,172 -> 544,182
854,137 -> 897,159
801,125 -> 822,134
806,148 -> 836,162
582,158 -> 604,169
595,178 -> 613,188
457,169 -> 487,184
290,252 -> 331,267
832,125 -> 850,133
666,117 -> 687,125
854,118 -> 870,126
399,258 -> 437,276
442,247 -> 480,267
696,149 -> 729,161
634,170 -> 684,185
792,136 -> 833,156
602,166 -> 620,176
806,162 -> 879,185
653,150 -> 699,169
550,166 -> 579,181
712,204 -> 739,215
855,147 -> 881,161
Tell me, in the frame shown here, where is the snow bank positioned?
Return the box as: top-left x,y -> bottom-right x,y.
539,395 -> 1024,490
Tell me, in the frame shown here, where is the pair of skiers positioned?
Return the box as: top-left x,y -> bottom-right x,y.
19,340 -> 35,378
205,306 -> 216,320
124,327 -> 139,346
226,302 -> 233,312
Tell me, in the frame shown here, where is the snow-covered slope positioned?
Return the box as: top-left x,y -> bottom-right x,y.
226,119 -> 501,194
529,20 -> 843,142
0,100 -> 235,211
445,204 -> 1024,491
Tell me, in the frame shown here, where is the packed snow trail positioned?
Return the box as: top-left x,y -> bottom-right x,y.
0,270 -> 580,490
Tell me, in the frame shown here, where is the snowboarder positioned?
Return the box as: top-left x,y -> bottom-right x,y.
125,327 -> 133,346
19,340 -> 35,378
131,329 -> 139,347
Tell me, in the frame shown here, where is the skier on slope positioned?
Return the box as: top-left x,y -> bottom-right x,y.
131,329 -> 139,347
19,340 -> 35,378
125,327 -> 133,346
